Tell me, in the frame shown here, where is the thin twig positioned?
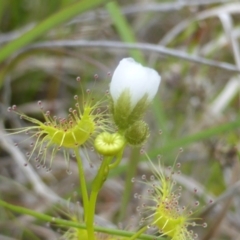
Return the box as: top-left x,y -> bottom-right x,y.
201,180 -> 240,216
19,40 -> 240,73
209,13 -> 240,115
67,0 -> 235,25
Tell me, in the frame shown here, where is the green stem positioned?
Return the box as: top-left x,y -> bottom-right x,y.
130,226 -> 147,240
86,156 -> 113,239
0,199 -> 163,240
74,148 -> 89,223
109,148 -> 124,169
118,147 -> 140,222
86,190 -> 98,240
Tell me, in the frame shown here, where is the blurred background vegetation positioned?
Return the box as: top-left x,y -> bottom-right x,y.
0,0 -> 240,239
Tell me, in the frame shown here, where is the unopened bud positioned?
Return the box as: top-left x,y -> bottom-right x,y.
124,120 -> 149,146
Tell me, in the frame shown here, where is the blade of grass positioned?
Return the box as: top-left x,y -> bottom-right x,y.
106,1 -> 144,63
150,117 -> 240,156
0,0 -> 109,63
0,0 -> 8,25
117,147 -> 140,222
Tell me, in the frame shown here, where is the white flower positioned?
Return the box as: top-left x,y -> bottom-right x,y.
110,58 -> 161,109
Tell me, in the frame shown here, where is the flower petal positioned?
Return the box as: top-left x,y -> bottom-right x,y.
110,58 -> 161,109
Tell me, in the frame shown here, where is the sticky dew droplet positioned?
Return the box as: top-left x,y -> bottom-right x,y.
150,175 -> 155,181
74,95 -> 78,100
202,222 -> 207,228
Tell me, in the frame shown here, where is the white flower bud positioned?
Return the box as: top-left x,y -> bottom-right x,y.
110,58 -> 161,110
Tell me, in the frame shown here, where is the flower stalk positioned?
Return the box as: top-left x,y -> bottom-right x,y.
85,131 -> 126,239
75,148 -> 89,223
86,156 -> 113,240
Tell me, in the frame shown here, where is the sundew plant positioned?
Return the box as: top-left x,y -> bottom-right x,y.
1,58 -> 210,240
1,1 -> 240,240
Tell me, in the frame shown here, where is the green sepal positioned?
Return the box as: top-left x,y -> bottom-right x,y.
110,90 -> 132,129
110,90 -> 149,130
128,94 -> 148,125
124,120 -> 149,146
